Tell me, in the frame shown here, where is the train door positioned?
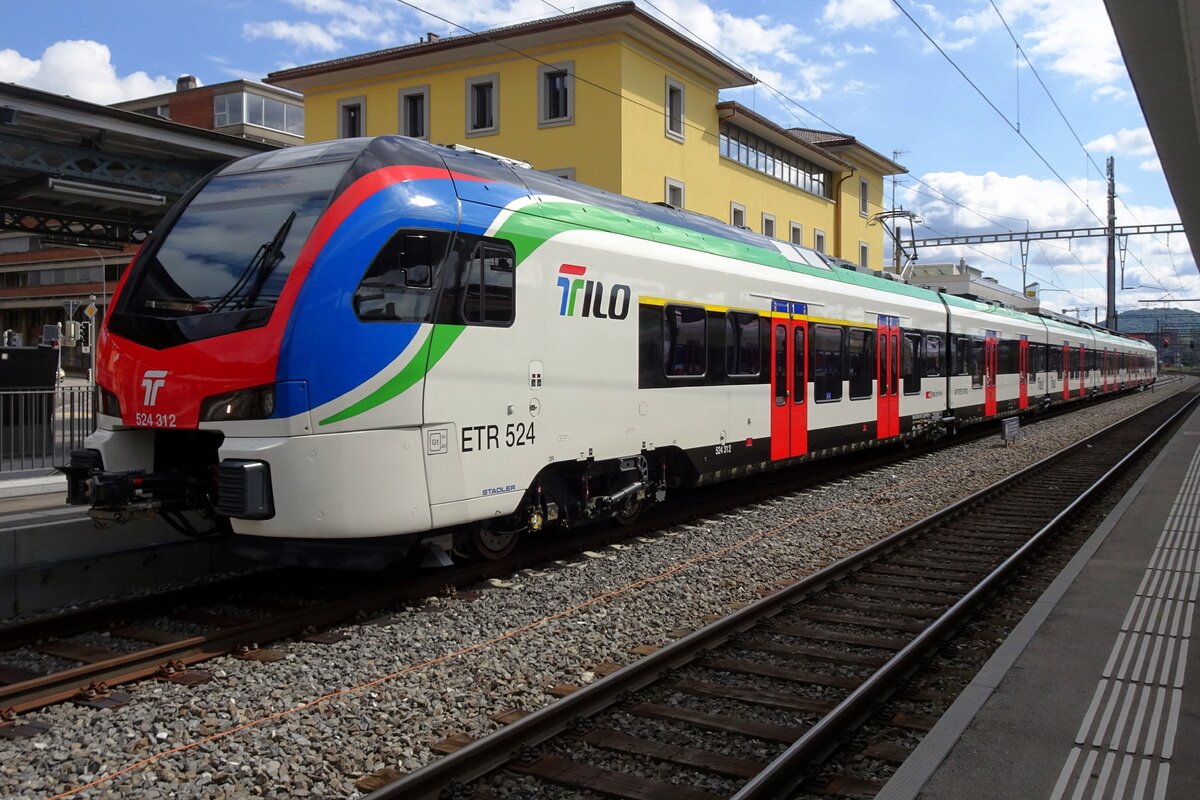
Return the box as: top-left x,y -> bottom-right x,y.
1078,344 -> 1086,398
876,315 -> 900,439
1018,336 -> 1029,410
770,301 -> 808,460
1062,343 -> 1071,401
984,331 -> 998,417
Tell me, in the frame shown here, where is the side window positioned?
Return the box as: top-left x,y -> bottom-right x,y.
923,334 -> 944,377
354,229 -> 450,322
726,312 -> 761,376
847,328 -> 874,400
999,340 -> 1018,373
954,336 -> 969,375
460,239 -> 515,326
793,326 -> 805,405
1051,345 -> 1063,379
664,305 -> 706,376
902,332 -> 920,394
811,324 -> 843,402
774,324 -> 787,406
970,337 -> 984,389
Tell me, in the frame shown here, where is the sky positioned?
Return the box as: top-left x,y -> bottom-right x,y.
2,0 -> 1195,319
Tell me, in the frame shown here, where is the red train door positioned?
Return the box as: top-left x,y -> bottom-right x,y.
1018,336 -> 1029,410
1078,344 -> 1086,398
1062,343 -> 1071,401
877,315 -> 900,439
984,331 -> 998,417
770,301 -> 808,460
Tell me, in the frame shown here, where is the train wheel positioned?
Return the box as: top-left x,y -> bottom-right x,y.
613,495 -> 645,526
453,528 -> 519,561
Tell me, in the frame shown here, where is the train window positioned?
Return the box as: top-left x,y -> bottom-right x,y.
847,329 -> 874,400
726,312 -> 761,376
794,327 -> 806,404
1051,345 -> 1062,379
998,340 -> 1018,374
664,305 -> 707,377
1031,343 -> 1044,375
811,324 -> 844,402
354,229 -> 450,322
116,160 -> 345,345
902,333 -> 920,395
953,336 -> 969,375
923,335 -> 945,377
970,337 -> 984,389
460,240 -> 515,326
774,324 -> 786,406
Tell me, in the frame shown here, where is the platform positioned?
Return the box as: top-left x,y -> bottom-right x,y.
878,402 -> 1200,800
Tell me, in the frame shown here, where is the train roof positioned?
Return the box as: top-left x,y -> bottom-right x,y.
251,137 -> 1152,350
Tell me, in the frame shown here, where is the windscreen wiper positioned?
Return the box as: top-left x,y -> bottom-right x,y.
211,211 -> 297,313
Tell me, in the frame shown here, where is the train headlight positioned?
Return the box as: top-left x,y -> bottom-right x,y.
200,385 -> 276,422
96,385 -> 121,418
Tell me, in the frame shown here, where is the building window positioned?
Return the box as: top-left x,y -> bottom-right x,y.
859,242 -> 869,268
217,92 -> 303,135
338,96 -> 365,138
213,94 -> 243,127
860,177 -> 870,216
665,77 -> 685,142
400,86 -> 429,139
664,177 -> 685,208
730,202 -> 746,228
538,62 -> 574,127
762,213 -> 776,239
814,229 -> 826,254
136,103 -> 170,119
466,74 -> 498,135
719,122 -> 831,198
789,222 -> 803,245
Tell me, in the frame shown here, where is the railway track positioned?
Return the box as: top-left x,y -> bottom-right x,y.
0,385 -> 1174,727
361,388 -> 1198,800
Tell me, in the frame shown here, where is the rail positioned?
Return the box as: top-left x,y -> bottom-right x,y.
0,386 -> 94,475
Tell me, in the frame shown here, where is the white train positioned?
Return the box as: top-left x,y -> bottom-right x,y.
64,136 -> 1157,565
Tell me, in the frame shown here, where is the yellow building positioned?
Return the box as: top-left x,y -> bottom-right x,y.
267,1 -> 904,270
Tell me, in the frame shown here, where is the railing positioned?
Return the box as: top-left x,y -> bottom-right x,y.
0,387 -> 95,475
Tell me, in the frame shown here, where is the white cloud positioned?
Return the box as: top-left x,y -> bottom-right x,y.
0,40 -> 174,104
244,0 -> 406,52
1085,127 -> 1156,157
1139,157 -> 1162,172
243,20 -> 341,52
821,0 -> 899,30
898,168 -> 1197,306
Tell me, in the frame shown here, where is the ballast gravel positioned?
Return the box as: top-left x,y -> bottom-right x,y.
0,380 -> 1190,799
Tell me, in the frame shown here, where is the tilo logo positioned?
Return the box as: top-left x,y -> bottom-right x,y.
556,264 -> 631,319
141,370 -> 168,407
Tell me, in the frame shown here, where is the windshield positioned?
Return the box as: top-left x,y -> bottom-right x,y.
112,161 -> 345,347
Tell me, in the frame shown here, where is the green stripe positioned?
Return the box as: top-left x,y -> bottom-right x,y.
318,325 -> 463,425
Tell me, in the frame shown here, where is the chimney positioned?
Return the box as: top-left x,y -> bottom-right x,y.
176,75 -> 198,92
426,32 -> 439,42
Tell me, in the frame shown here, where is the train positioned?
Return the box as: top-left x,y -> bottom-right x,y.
64,135 -> 1158,567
